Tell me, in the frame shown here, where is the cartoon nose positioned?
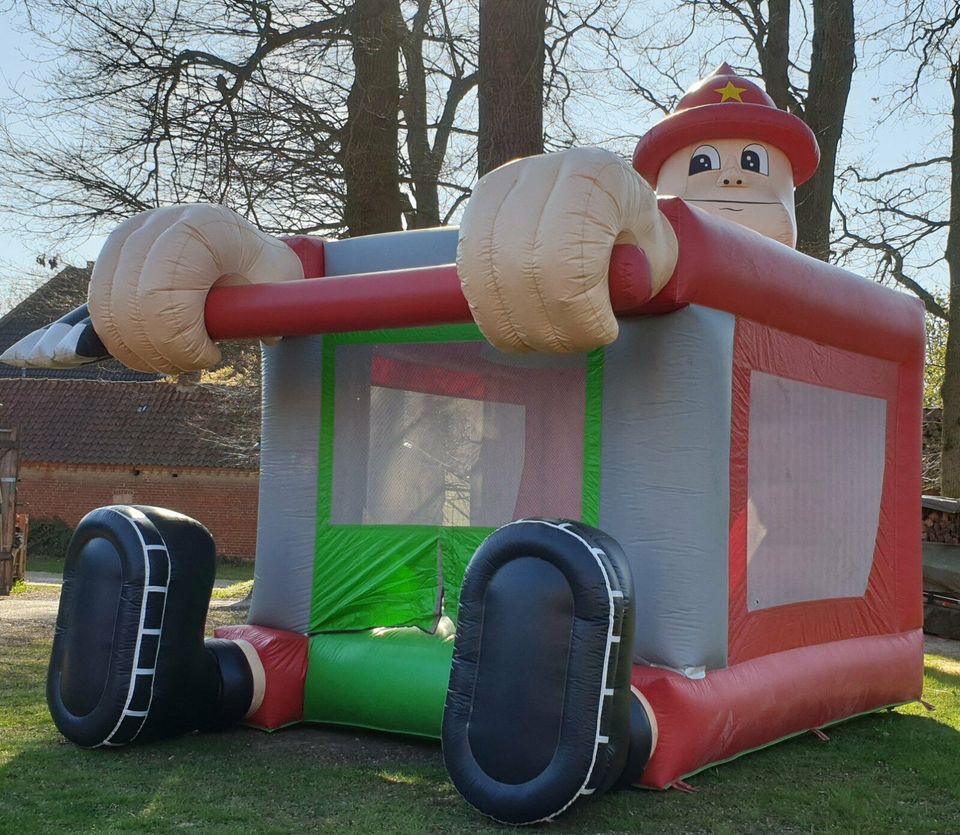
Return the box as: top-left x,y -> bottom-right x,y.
717,167 -> 745,187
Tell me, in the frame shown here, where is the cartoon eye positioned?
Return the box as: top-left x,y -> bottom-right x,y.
688,145 -> 720,175
741,144 -> 769,175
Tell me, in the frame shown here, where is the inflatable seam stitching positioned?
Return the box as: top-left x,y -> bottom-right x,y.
479,175 -> 525,350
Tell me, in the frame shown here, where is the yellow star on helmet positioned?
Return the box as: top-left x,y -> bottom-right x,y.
715,81 -> 747,102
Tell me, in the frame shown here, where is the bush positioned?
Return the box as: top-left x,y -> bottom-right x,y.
28,518 -> 74,560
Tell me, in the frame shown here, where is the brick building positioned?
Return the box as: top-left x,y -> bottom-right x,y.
0,377 -> 260,559
0,267 -> 261,560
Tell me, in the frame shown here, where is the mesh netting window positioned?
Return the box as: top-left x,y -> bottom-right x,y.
330,342 -> 587,527
746,372 -> 886,611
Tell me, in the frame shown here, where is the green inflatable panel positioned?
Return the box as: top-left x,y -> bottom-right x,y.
304,619 -> 455,738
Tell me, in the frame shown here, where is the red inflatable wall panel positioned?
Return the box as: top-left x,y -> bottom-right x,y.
727,321 -> 922,662
627,198 -> 925,788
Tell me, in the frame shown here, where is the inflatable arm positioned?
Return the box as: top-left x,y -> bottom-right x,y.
0,176 -> 664,373
1,204 -> 304,374
0,303 -> 110,368
457,147 -> 679,352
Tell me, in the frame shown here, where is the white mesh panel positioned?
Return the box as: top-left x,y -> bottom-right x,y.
747,372 -> 886,611
361,387 -> 525,526
330,342 -> 586,526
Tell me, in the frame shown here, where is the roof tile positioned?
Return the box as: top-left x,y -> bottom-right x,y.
0,266 -> 162,381
0,378 -> 260,470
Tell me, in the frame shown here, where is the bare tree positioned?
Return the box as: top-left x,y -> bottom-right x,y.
0,0 -> 483,240
478,0 -> 546,176
343,0 -> 404,236
939,16 -> 960,495
798,0 -> 856,261
834,0 -> 959,494
397,0 -> 478,227
0,0 -> 353,236
1,0 -> 650,247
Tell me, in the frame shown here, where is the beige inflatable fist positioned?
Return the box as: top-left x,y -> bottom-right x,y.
88,203 -> 304,374
457,148 -> 678,353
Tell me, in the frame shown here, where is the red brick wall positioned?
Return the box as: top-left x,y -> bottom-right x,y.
16,463 -> 260,560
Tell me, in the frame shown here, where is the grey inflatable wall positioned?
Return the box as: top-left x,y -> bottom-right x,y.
251,228 -> 733,678
249,228 -> 459,633
600,308 -> 734,674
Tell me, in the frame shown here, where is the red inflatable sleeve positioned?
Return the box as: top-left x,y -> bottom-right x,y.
214,624 -> 308,730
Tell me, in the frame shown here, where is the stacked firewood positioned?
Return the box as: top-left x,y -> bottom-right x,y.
923,506 -> 960,544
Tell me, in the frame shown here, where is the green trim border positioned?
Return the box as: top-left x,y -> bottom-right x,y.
582,347 -> 605,526
312,324 -> 604,632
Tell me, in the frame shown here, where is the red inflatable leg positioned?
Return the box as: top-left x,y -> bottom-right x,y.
632,630 -> 924,788
214,624 -> 308,730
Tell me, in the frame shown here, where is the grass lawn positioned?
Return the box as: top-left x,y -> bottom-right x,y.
2,615 -> 959,834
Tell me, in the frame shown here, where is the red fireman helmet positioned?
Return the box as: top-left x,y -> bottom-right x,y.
632,63 -> 820,188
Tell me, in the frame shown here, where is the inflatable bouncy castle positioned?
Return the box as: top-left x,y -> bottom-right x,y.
3,65 -> 925,824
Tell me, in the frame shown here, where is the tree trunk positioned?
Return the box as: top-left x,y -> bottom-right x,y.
939,64 -> 960,497
401,1 -> 443,229
343,0 -> 403,237
478,0 -> 546,177
758,0 -> 792,112
794,0 -> 855,262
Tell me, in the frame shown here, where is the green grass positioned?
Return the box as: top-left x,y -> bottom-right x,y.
21,557 -> 68,576
210,580 -> 254,600
214,560 -> 256,582
2,629 -> 959,834
25,556 -> 255,583
9,581 -> 48,595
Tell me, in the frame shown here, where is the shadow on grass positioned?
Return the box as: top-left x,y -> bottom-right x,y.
2,641 -> 959,834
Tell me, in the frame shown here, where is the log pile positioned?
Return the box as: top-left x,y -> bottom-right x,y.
923,507 -> 960,544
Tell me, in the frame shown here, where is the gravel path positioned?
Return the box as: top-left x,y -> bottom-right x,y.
0,585 -> 247,631
0,584 -> 60,623
0,596 -> 61,623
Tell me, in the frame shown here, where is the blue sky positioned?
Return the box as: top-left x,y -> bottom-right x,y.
0,10 -> 106,305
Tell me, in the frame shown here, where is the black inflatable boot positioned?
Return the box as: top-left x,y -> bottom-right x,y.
442,519 -> 655,824
47,505 -> 259,747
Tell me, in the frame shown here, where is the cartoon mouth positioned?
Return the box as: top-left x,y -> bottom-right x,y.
686,199 -> 782,205
686,198 -> 782,215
